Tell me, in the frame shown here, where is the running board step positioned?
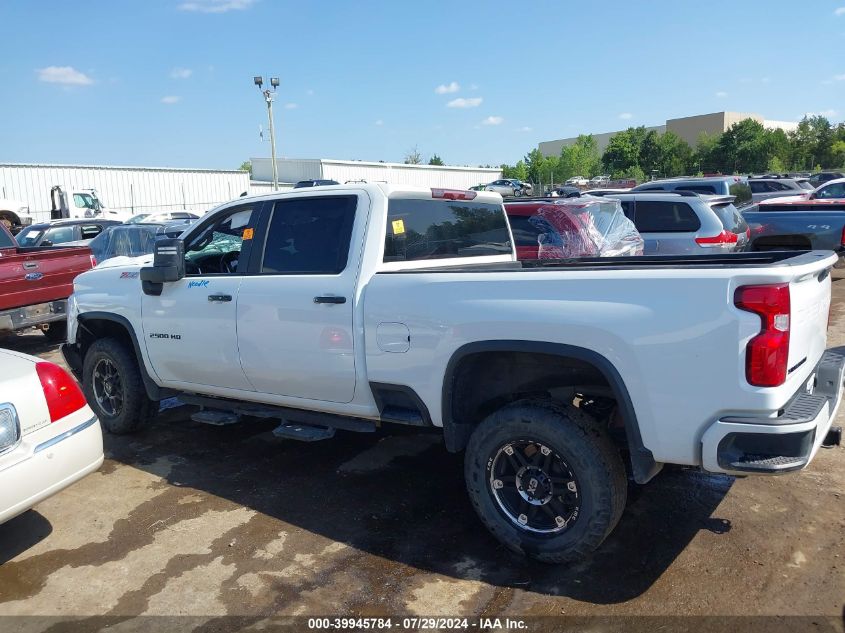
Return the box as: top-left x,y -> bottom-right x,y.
272,422 -> 335,441
380,406 -> 427,426
729,454 -> 806,471
191,410 -> 240,426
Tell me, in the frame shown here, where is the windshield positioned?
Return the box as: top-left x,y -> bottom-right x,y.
126,214 -> 150,224
89,226 -> 159,262
15,226 -> 45,246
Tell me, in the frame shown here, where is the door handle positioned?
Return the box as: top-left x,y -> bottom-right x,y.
208,294 -> 232,302
314,295 -> 346,304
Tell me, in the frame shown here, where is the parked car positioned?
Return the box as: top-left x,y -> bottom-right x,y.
582,188 -> 633,197
743,198 -> 845,264
0,350 -> 104,525
293,179 -> 340,188
15,219 -> 121,248
565,176 -> 588,186
752,177 -> 845,204
126,211 -> 200,224
507,179 -> 533,196
87,221 -> 192,266
64,183 -> 841,563
748,178 -> 810,203
588,175 -> 610,186
807,172 -> 845,188
505,197 -> 643,260
0,222 -> 94,340
485,179 -> 520,197
604,191 -> 749,254
632,176 -> 752,207
545,186 -> 581,198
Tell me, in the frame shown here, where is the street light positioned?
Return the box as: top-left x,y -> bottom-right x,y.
254,74 -> 280,191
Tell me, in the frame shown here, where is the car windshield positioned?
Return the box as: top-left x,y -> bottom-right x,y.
15,226 -> 45,246
89,225 -> 160,262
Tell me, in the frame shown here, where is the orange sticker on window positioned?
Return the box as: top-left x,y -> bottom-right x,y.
243,228 -> 254,240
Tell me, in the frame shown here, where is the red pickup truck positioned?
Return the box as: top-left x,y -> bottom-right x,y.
0,222 -> 94,341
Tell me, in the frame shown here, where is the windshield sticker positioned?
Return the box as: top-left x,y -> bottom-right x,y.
188,280 -> 210,288
243,227 -> 254,240
392,219 -> 406,235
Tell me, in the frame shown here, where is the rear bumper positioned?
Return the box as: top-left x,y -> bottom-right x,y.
701,348 -> 845,475
0,411 -> 104,524
0,300 -> 67,333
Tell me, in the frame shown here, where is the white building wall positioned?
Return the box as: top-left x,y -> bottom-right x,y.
0,163 -> 250,223
251,158 -> 500,190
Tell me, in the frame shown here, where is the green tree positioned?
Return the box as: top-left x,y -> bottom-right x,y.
559,135 -> 601,180
428,154 -> 444,166
831,141 -> 845,168
789,116 -> 835,169
524,148 -> 548,184
695,132 -> 720,173
637,130 -> 662,175
502,160 -> 528,181
767,155 -> 786,173
602,129 -> 641,176
712,119 -> 772,173
404,145 -> 422,165
656,131 -> 694,177
238,160 -> 252,175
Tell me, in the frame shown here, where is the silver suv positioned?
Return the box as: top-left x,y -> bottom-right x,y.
598,191 -> 749,255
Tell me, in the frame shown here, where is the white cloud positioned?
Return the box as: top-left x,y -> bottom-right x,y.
161,95 -> 181,104
835,6 -> 845,15
374,119 -> 383,126
170,67 -> 193,79
434,81 -> 460,94
518,126 -> 532,132
284,102 -> 298,109
834,73 -> 845,81
482,116 -> 504,126
178,0 -> 256,13
715,91 -> 728,97
36,66 -> 94,86
618,112 -> 633,120
447,97 -> 482,108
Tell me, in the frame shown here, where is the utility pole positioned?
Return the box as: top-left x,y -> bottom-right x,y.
254,75 -> 280,191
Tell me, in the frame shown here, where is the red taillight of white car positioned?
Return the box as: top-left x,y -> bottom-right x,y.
35,362 -> 88,423
695,230 -> 739,247
431,188 -> 477,201
90,254 -> 98,268
734,284 -> 791,387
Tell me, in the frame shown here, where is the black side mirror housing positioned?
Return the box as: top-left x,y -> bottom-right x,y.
140,239 -> 185,295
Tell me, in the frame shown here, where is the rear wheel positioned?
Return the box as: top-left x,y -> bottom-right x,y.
464,400 -> 627,563
82,337 -> 156,434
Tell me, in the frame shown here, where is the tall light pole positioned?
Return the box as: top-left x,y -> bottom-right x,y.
254,75 -> 280,191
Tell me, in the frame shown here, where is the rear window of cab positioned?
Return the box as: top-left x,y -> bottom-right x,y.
384,199 -> 511,262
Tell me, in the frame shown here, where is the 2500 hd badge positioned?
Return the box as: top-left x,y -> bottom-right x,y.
149,333 -> 181,340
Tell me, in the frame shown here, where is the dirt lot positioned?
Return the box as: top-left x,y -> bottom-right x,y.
1,279 -> 843,633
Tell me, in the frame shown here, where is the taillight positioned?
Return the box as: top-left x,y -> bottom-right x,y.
90,254 -> 97,267
695,230 -> 739,247
431,188 -> 477,201
734,284 -> 790,387
35,362 -> 88,423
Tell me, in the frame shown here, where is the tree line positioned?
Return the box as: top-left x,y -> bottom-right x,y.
501,115 -> 845,185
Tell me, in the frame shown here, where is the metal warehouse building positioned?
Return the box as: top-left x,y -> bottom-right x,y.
0,163 -> 251,223
251,158 -> 501,190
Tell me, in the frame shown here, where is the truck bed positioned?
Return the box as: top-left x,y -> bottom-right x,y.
0,244 -> 93,312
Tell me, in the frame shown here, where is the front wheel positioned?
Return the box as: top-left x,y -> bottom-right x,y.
82,337 -> 156,434
464,400 -> 627,563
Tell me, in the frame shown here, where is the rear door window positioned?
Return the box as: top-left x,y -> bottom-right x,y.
44,226 -> 77,244
676,185 -> 718,194
817,183 -> 845,199
384,198 -> 511,262
80,224 -> 104,239
632,201 -> 701,233
261,196 -> 357,274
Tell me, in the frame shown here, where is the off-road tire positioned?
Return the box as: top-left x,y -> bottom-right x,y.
464,399 -> 627,563
82,337 -> 156,434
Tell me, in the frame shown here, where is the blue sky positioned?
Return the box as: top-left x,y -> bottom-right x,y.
1,0 -> 844,170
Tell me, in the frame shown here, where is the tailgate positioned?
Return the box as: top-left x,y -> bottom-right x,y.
0,247 -> 93,311
788,266 -> 832,374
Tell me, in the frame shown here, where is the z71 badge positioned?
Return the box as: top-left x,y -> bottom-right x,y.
120,271 -> 140,279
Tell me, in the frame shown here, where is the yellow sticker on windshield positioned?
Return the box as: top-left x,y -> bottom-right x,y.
243,228 -> 254,240
392,219 -> 406,235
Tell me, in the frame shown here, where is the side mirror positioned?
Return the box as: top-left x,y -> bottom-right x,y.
140,238 -> 185,296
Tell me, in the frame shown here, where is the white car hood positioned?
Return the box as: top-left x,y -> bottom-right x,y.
96,254 -> 153,269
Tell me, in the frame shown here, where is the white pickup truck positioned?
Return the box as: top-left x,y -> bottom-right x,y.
63,184 -> 843,562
